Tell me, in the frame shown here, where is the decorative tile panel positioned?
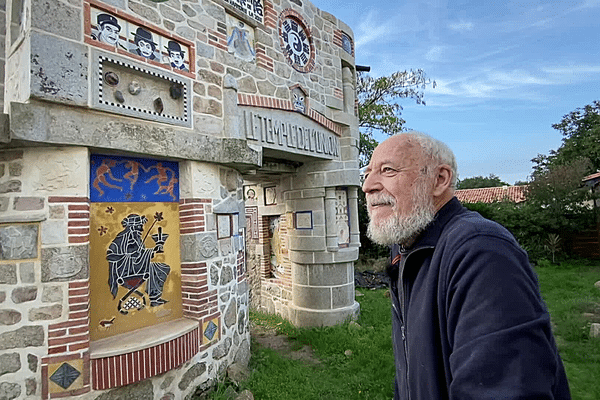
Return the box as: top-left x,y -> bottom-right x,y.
84,0 -> 195,77
89,154 -> 182,341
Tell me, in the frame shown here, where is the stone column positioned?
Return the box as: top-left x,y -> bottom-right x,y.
348,187 -> 360,247
342,66 -> 355,115
223,74 -> 241,139
325,187 -> 338,251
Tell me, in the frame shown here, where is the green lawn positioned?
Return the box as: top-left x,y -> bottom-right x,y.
204,260 -> 600,399
535,259 -> 600,400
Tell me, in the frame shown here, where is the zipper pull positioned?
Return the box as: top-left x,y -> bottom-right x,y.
401,325 -> 406,341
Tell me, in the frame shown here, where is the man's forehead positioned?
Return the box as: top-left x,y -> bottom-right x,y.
370,136 -> 423,166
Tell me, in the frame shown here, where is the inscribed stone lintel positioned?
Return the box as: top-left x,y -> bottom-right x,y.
239,108 -> 341,160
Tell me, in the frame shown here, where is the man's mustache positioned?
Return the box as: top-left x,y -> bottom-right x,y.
366,193 -> 396,208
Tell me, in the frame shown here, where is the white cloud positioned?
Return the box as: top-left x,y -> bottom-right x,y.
448,21 -> 474,32
576,0 -> 600,10
542,65 -> 600,75
489,70 -> 552,86
425,46 -> 446,62
354,10 -> 393,49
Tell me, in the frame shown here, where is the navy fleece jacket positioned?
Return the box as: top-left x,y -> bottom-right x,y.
389,197 -> 570,399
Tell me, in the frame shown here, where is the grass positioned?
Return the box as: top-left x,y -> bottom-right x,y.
203,259 -> 600,400
204,288 -> 395,400
535,259 -> 600,400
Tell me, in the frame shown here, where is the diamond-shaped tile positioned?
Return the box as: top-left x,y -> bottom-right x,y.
49,362 -> 81,389
204,320 -> 217,341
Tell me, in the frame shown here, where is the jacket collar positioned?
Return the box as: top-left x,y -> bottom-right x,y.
402,196 -> 464,252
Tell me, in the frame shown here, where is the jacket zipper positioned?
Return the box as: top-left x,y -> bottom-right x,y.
398,254 -> 411,400
398,246 -> 434,400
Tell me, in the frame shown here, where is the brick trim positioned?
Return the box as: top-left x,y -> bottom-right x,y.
333,29 -> 355,57
181,262 -> 219,321
91,327 -> 199,390
42,280 -> 91,399
179,200 -> 208,235
237,93 -> 343,136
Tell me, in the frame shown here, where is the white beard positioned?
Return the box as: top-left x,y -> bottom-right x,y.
366,179 -> 435,247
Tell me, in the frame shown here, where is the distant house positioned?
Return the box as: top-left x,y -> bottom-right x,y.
455,185 -> 528,204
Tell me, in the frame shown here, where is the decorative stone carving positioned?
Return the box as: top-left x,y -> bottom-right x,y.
0,225 -> 38,261
226,14 -> 256,62
335,189 -> 350,247
41,245 -> 89,282
199,235 -> 218,259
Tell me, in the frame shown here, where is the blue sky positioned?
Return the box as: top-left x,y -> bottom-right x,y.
311,0 -> 600,184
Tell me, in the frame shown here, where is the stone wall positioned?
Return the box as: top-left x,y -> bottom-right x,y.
0,0 -> 360,398
0,148 -> 252,399
0,0 -> 5,112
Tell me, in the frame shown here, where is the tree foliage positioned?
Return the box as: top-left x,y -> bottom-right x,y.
527,157 -> 594,232
532,100 -> 600,176
456,174 -> 508,189
466,102 -> 600,262
356,69 -> 434,167
550,100 -> 600,172
526,101 -> 599,236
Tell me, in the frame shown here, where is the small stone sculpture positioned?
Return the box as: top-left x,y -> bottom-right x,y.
114,90 -> 125,103
154,97 -> 164,114
104,71 -> 119,86
128,81 -> 141,95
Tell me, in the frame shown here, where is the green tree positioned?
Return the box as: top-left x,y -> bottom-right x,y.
533,100 -> 600,176
527,157 -> 594,233
456,174 -> 508,189
550,100 -> 600,171
527,101 -> 600,236
357,69 -> 434,167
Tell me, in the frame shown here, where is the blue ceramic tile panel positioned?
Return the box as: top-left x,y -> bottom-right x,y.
90,154 -> 179,203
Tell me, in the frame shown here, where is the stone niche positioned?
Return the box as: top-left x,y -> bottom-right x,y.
91,52 -> 192,127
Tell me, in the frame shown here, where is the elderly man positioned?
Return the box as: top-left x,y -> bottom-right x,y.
362,132 -> 570,399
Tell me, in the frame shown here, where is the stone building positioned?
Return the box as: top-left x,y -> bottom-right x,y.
0,0 -> 360,398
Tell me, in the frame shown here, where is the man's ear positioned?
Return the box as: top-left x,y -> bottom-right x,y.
432,164 -> 453,197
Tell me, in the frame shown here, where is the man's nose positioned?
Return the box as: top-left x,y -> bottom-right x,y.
362,173 -> 381,194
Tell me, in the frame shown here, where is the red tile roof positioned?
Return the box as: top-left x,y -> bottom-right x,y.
455,185 -> 528,204
583,171 -> 600,182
